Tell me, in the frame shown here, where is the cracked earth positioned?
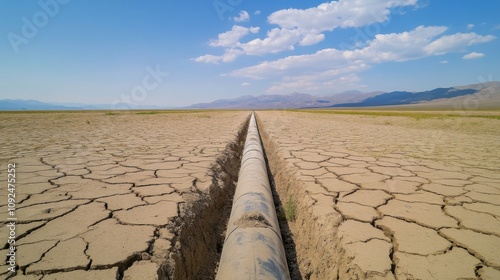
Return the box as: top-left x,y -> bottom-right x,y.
257,111 -> 500,280
0,111 -> 248,279
1,110 -> 499,280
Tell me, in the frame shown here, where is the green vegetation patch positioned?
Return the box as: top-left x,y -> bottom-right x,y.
283,195 -> 297,222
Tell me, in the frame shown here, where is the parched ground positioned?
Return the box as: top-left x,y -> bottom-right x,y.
257,111 -> 500,280
0,111 -> 249,279
2,109 -> 499,280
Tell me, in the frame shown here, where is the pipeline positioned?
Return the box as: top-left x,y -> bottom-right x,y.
216,112 -> 290,280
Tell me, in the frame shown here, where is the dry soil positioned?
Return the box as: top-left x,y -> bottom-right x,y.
257,111 -> 500,280
0,111 -> 249,279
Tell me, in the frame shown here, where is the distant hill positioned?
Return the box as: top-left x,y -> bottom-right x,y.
3,82 -> 499,111
329,88 -> 478,107
326,82 -> 500,109
0,99 -> 84,111
189,93 -> 316,109
383,82 -> 500,110
187,91 -> 382,109
0,100 -> 167,111
187,82 -> 500,109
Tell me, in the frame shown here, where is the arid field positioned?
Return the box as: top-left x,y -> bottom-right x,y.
0,111 -> 249,279
258,110 -> 500,279
1,110 -> 499,279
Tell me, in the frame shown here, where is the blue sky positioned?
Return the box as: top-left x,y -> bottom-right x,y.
1,0 -> 499,107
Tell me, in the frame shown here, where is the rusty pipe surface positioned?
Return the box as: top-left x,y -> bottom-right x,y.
216,112 -> 290,280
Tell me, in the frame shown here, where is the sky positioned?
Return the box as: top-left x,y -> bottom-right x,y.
1,0 -> 499,108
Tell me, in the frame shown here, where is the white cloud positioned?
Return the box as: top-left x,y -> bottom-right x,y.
351,25 -> 448,62
241,82 -> 250,86
269,0 -> 417,31
300,33 -> 325,46
440,60 -> 448,64
194,25 -> 259,64
195,0 -> 419,63
239,28 -> 302,55
424,32 -> 495,55
194,2 -> 497,94
229,26 -> 496,92
209,25 -> 259,48
193,54 -> 221,64
193,48 -> 243,64
230,26 -> 457,78
267,71 -> 364,94
462,52 -> 485,60
230,48 -> 345,79
467,24 -> 474,30
198,28 -> 307,60
261,0 -> 418,51
254,10 -> 261,15
234,11 -> 250,22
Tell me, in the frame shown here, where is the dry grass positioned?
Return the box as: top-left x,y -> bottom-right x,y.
284,195 -> 298,222
295,109 -> 500,120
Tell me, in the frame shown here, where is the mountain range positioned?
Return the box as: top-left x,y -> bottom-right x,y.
187,82 -> 500,109
329,88 -> 478,108
0,100 -> 166,111
186,90 -> 384,109
2,82 -> 499,110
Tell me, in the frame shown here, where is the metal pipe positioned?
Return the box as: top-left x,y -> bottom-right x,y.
216,112 -> 290,280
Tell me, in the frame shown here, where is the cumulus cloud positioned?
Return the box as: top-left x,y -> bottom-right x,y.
234,11 -> 250,22
254,10 -> 261,15
424,32 -> 495,55
195,0 -> 419,63
209,25 -> 259,48
462,52 -> 485,59
241,82 -> 250,86
268,0 -> 417,31
193,48 -> 243,64
193,1 -> 497,93
299,33 -> 326,46
261,0 -> 418,52
229,26 -> 495,92
193,54 -> 221,64
239,28 -> 302,55
197,27 -> 304,61
351,25 -> 448,62
193,25 -> 259,63
267,71 -> 363,94
467,24 -> 474,30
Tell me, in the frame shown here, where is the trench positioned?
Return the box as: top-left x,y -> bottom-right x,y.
215,113 -> 291,279
257,117 -> 302,279
256,114 -> 345,279
161,114 -> 250,280
163,112 -> 311,279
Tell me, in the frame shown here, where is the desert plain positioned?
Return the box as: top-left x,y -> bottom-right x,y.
0,111 -> 249,279
0,109 -> 499,279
